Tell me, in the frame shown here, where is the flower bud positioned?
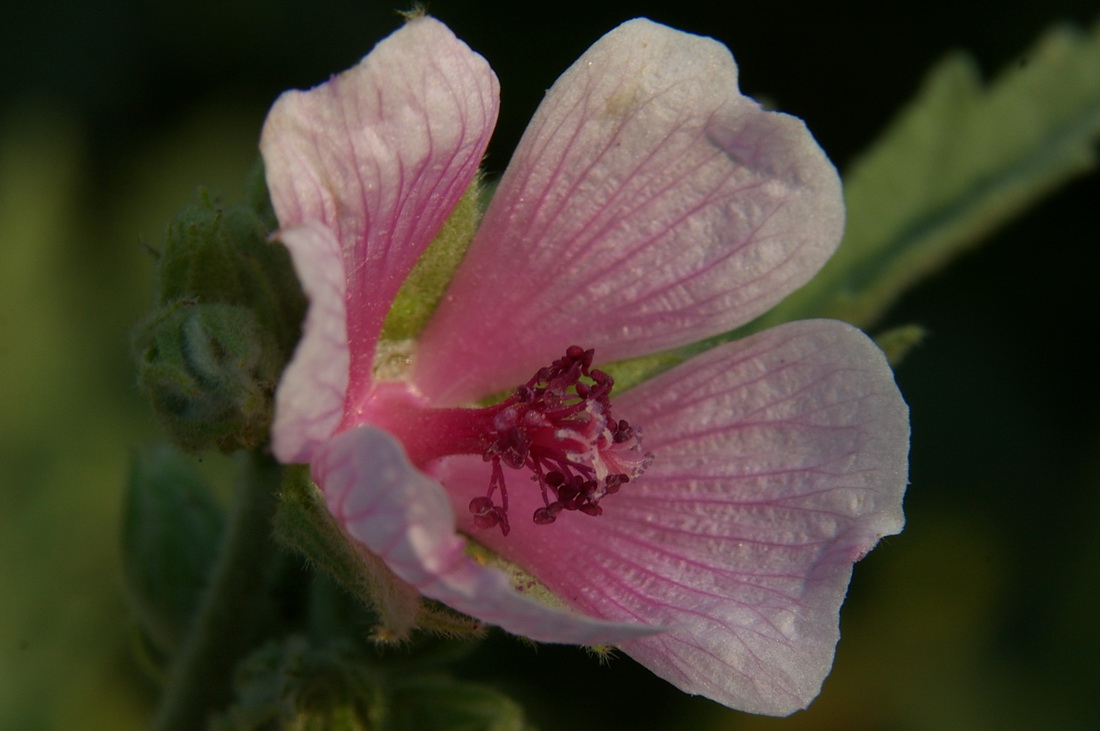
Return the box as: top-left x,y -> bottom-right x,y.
134,187 -> 305,452
135,300 -> 280,452
155,194 -> 303,352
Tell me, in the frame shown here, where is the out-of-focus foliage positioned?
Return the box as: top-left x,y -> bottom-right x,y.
0,98 -> 261,729
0,109 -> 152,731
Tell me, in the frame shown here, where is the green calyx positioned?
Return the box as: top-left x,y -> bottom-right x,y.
379,175 -> 488,343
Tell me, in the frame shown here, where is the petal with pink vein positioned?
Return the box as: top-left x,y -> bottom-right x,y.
270,221 -> 349,464
262,16 -> 500,398
431,319 -> 907,714
413,19 -> 843,404
315,424 -> 663,646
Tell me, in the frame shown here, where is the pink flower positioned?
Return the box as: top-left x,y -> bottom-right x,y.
260,16 -> 908,716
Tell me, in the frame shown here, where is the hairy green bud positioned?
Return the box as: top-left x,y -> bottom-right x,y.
136,300 -> 279,451
134,184 -> 305,452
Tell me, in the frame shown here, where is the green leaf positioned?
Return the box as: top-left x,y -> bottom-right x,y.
751,17 -> 1100,332
122,445 -> 225,657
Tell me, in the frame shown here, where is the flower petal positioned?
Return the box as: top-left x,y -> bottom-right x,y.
433,320 -> 907,714
412,18 -> 843,404
314,424 -> 662,646
270,221 -> 348,463
261,16 -> 499,402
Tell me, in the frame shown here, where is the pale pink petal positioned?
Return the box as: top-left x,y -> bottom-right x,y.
314,424 -> 662,645
261,16 -> 499,404
270,221 -> 348,464
431,320 -> 907,714
412,19 -> 843,404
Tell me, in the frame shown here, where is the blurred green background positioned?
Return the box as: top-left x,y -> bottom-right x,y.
2,1 -> 1097,729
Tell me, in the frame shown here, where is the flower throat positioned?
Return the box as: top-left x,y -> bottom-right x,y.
372,347 -> 651,536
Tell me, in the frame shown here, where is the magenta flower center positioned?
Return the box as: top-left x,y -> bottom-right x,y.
368,347 -> 651,536
469,346 -> 652,536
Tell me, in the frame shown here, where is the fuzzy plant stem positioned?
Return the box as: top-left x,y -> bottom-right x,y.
153,451 -> 283,731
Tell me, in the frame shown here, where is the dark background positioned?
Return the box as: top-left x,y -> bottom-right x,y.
2,1 -> 1097,728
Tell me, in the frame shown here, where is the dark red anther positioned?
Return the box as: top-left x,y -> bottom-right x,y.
612,419 -> 635,443
532,507 -> 557,525
469,496 -> 494,516
605,473 -> 629,494
557,478 -> 581,508
466,346 -> 651,536
473,511 -> 500,530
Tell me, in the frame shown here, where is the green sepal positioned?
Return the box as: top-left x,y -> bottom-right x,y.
598,349 -> 687,397
122,444 -> 225,658
379,175 -> 486,342
211,638 -> 527,731
242,160 -> 278,233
